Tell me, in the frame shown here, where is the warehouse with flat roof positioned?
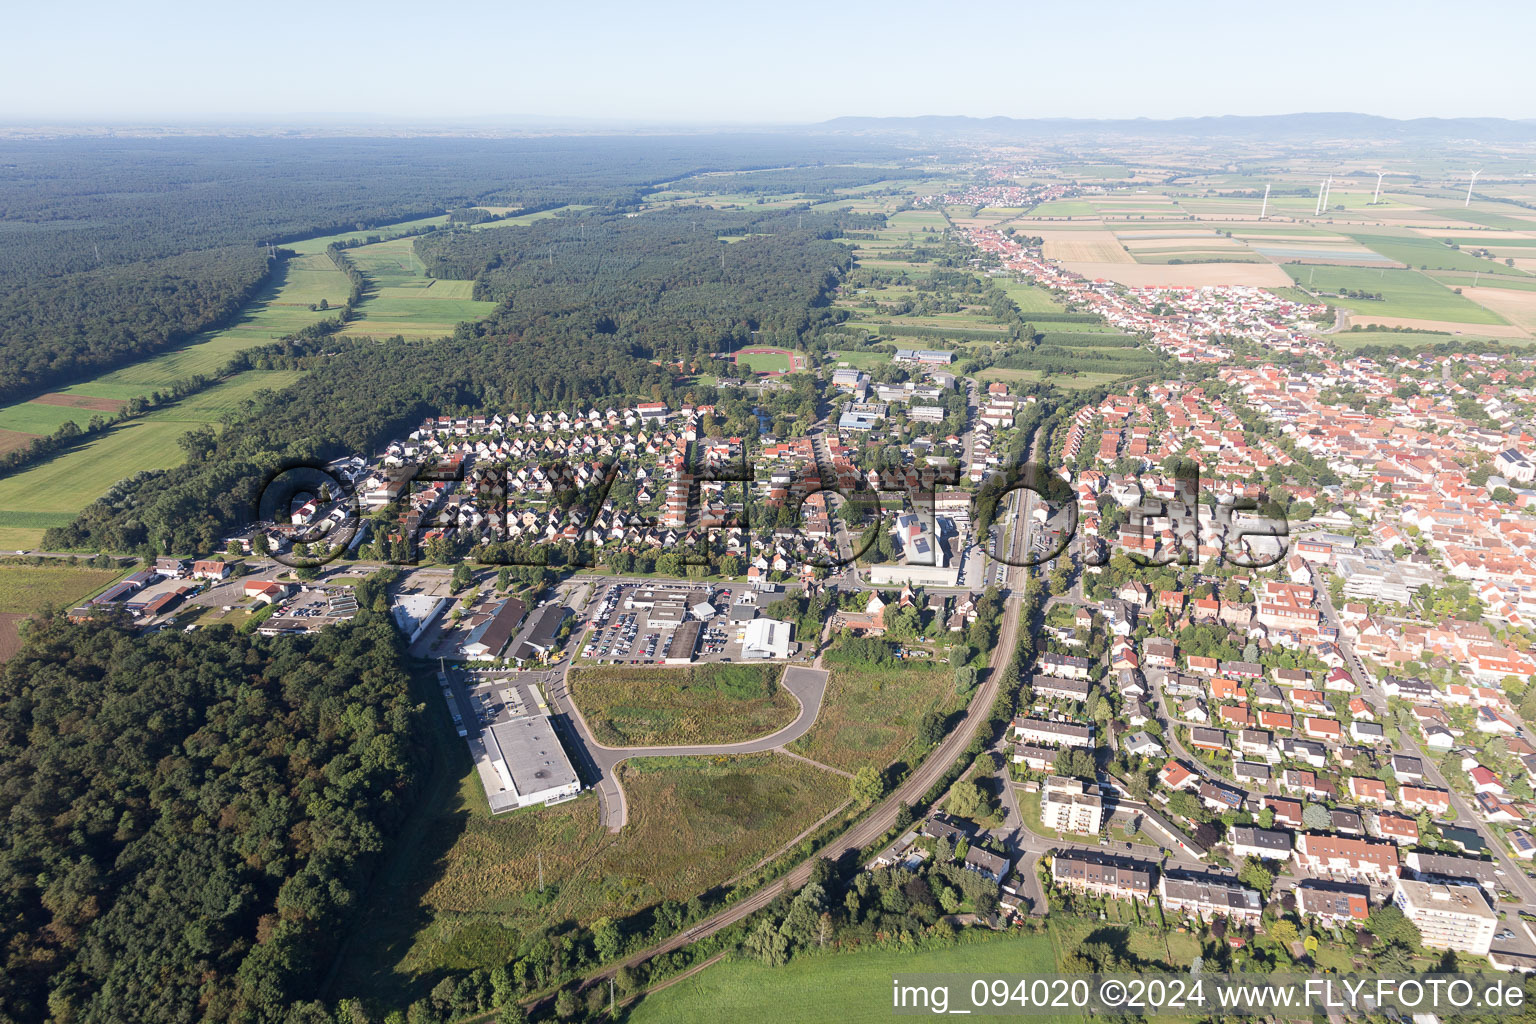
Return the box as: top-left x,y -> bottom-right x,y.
486,714 -> 580,812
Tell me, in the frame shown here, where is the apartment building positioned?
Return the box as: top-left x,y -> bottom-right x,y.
1041,775 -> 1104,835
1393,879 -> 1497,956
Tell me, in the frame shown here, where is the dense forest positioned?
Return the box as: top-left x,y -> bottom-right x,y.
0,136 -> 910,280
49,208 -> 879,555
0,244 -> 271,403
0,576 -> 422,1024
0,136 -> 906,406
415,206 -> 879,355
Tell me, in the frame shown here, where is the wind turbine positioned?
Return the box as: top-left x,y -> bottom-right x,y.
1372,172 -> 1385,205
1465,170 -> 1481,207
1259,184 -> 1271,221
1314,178 -> 1329,217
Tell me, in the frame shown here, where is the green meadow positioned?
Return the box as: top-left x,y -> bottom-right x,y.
1001,280 -> 1067,312
629,930 -> 1073,1024
340,236 -> 498,339
1347,232 -> 1532,277
0,370 -> 306,544
0,254 -> 346,436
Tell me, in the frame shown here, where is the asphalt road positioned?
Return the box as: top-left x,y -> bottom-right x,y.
553,663 -> 832,831
563,426 -> 1046,995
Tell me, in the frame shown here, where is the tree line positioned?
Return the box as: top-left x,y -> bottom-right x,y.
0,244 -> 271,405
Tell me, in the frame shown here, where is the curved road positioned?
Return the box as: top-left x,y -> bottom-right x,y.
560,429 -> 1044,999
552,664 -> 832,831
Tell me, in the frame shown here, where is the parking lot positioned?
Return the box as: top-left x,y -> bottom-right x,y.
577,582 -> 765,665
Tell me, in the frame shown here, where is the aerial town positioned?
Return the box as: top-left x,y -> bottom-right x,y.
10,92 -> 1536,1023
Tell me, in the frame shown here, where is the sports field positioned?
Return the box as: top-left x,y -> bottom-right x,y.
732,347 -> 806,375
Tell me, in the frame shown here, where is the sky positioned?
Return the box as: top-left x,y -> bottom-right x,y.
6,0 -> 1535,124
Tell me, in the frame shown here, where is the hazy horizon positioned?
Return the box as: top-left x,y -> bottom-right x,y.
7,0 -> 1535,123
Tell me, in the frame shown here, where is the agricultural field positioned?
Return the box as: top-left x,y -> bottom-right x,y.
332,750 -> 843,1004
340,236 -> 498,339
787,660 -> 959,773
1346,232 -> 1533,277
1060,260 -> 1292,287
0,564 -> 125,659
569,664 -> 797,746
282,214 -> 450,255
630,929 -> 1069,1024
1284,265 -> 1511,326
0,370 -> 304,546
0,254 -> 345,435
470,204 -> 588,228
1022,199 -> 1098,218
877,209 -> 950,240
1038,230 -> 1133,264
977,367 -> 1133,391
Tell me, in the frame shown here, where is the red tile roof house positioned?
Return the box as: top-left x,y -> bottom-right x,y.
1294,834 -> 1401,883
1263,796 -> 1303,828
1304,717 -> 1343,742
1470,766 -> 1505,795
1376,813 -> 1419,845
1219,705 -> 1254,728
243,581 -> 289,606
1159,759 -> 1199,791
1398,786 -> 1452,818
1348,776 -> 1390,805
192,559 -> 231,580
1258,709 -> 1294,732
1211,678 -> 1247,702
1188,655 -> 1220,677
1289,688 -> 1329,712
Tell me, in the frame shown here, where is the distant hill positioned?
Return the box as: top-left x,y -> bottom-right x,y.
816,113 -> 1536,144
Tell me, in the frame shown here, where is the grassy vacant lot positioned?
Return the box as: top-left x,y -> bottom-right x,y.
570,664 -> 797,746
0,564 -> 123,613
1001,279 -> 1066,312
0,564 -> 123,659
630,928 -> 1068,1024
334,749 -> 843,1003
1046,916 -> 1199,972
827,349 -> 889,370
787,659 -> 958,773
1285,265 -> 1508,324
